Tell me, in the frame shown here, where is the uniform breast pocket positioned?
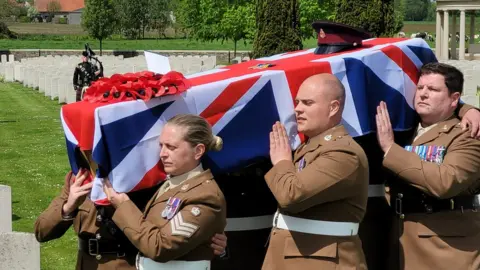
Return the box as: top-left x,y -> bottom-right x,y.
283,236 -> 338,270
416,217 -> 480,253
417,217 -> 478,238
73,203 -> 92,233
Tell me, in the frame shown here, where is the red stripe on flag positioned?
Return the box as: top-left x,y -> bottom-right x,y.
62,101 -> 111,151
94,161 -> 166,206
381,45 -> 419,84
200,75 -> 261,126
188,39 -> 403,87
131,161 -> 167,192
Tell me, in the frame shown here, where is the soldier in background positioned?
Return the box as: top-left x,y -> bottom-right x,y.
212,159 -> 277,270
73,51 -> 96,102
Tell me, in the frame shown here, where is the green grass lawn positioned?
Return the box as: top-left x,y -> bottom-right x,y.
0,21 -> 446,51
0,36 -> 320,51
7,20 -> 480,52
0,81 -> 76,270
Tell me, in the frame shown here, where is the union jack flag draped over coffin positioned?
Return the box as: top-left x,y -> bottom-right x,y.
60,38 -> 437,204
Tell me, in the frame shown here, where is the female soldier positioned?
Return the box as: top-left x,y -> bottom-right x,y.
103,114 -> 227,270
34,140 -> 226,269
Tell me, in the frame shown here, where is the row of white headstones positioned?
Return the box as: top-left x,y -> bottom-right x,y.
0,53 -> 221,104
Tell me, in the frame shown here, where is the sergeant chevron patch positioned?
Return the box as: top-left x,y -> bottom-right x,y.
170,212 -> 199,238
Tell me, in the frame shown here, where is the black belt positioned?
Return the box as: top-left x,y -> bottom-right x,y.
394,193 -> 480,217
78,237 -> 136,258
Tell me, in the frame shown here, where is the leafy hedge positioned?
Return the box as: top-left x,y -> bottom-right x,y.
335,0 -> 403,37
58,17 -> 68,24
252,0 -> 302,58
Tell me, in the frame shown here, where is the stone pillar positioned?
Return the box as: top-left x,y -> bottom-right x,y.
451,11 -> 457,59
443,10 -> 450,59
459,10 -> 466,60
0,185 -> 12,232
436,10 -> 443,59
470,13 -> 476,60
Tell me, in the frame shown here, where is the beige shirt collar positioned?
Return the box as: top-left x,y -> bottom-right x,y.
414,114 -> 454,142
167,163 -> 204,190
414,123 -> 438,142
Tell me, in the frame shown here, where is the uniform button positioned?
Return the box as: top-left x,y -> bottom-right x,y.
96,215 -> 102,222
96,254 -> 102,260
96,233 -> 101,240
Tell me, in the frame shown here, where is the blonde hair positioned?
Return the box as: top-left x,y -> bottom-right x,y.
167,114 -> 223,152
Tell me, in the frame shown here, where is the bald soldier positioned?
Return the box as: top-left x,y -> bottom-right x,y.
262,74 -> 369,269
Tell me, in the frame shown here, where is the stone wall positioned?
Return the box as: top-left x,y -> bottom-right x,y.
0,49 -> 251,64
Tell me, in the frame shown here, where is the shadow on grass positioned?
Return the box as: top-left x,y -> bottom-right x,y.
12,214 -> 21,221
12,201 -> 21,221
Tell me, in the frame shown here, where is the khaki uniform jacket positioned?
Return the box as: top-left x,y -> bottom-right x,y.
361,103 -> 477,270
112,169 -> 227,263
262,125 -> 369,270
384,117 -> 480,270
34,172 -> 138,270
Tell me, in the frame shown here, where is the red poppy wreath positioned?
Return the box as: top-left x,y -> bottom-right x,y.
82,71 -> 192,103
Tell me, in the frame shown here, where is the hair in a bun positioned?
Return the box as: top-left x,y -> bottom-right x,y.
167,114 -> 223,153
209,135 -> 223,151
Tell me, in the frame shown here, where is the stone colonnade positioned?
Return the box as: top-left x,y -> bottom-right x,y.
436,1 -> 480,60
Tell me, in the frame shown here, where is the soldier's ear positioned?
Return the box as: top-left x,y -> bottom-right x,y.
451,92 -> 461,107
329,100 -> 340,117
194,144 -> 206,160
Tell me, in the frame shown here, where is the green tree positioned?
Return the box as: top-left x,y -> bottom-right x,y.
426,1 -> 436,21
173,0 -> 201,38
252,0 -> 302,58
404,0 -> 429,21
382,0 -> 402,36
299,0 -> 335,40
0,0 -> 26,24
335,0 -> 402,37
174,0 -> 228,41
149,0 -> 171,38
47,0 -> 61,15
220,2 -> 255,56
115,0 -> 150,39
0,1 -> 14,21
27,5 -> 39,19
195,0 -> 227,41
82,0 -> 116,54
394,0 -> 405,22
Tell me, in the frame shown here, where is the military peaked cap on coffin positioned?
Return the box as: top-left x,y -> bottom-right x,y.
312,21 -> 372,55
